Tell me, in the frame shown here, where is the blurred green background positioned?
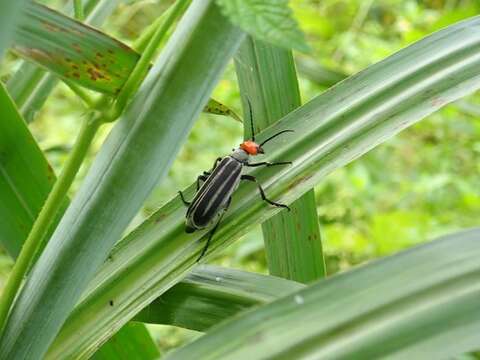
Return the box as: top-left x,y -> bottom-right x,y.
1,0 -> 480,353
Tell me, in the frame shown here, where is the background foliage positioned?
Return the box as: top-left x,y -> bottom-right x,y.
1,0 -> 480,354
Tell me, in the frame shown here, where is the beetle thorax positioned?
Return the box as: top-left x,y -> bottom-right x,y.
230,148 -> 249,163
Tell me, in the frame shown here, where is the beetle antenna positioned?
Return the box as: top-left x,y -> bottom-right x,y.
259,130 -> 294,147
246,98 -> 255,141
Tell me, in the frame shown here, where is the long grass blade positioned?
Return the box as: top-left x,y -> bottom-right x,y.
0,83 -> 66,258
165,229 -> 480,359
235,37 -> 326,282
134,265 -> 303,331
47,15 -> 480,359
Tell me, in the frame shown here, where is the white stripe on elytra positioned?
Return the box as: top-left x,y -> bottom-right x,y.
201,164 -> 239,217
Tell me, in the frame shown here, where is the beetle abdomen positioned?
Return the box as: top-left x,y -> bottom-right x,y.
186,157 -> 242,229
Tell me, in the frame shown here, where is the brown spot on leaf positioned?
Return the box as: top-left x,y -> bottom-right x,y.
73,72 -> 80,78
87,67 -> 107,81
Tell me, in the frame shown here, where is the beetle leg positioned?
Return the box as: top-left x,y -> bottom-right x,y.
211,157 -> 223,171
196,174 -> 209,191
197,197 -> 232,262
245,161 -> 292,167
178,191 -> 191,206
240,175 -> 290,211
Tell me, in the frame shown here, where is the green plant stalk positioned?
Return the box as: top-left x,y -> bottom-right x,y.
0,114 -> 101,335
110,0 -> 190,119
133,0 -> 189,52
74,0 -> 85,21
64,80 -> 96,107
235,37 -> 326,282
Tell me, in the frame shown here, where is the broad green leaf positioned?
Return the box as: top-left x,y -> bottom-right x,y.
0,83 -> 66,258
216,0 -> 310,53
235,37 -> 325,282
134,265 -> 304,331
0,1 -> 245,358
48,15 -> 480,359
166,229 -> 480,359
13,1 -> 140,95
7,0 -> 121,121
0,1 -> 27,60
92,322 -> 160,360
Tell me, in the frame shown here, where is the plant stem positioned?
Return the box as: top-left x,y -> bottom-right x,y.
0,114 -> 101,334
235,37 -> 326,283
109,0 -> 189,120
64,80 -> 95,107
73,0 -> 84,21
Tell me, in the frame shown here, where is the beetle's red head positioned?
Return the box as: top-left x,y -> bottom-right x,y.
240,140 -> 264,155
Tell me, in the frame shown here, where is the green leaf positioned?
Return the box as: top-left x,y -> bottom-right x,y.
166,229 -> 480,359
92,322 -> 160,360
7,0 -> 121,121
134,265 -> 304,331
0,1 -> 27,60
0,1 -> 245,358
12,2 -> 140,95
47,15 -> 480,359
203,98 -> 242,122
235,37 -> 325,282
216,0 -> 310,53
0,83 -> 66,258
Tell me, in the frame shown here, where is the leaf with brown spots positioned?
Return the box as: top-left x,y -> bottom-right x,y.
11,2 -> 140,95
